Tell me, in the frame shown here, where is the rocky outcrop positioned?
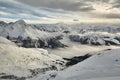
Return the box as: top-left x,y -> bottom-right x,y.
69,34 -> 120,46
63,54 -> 92,67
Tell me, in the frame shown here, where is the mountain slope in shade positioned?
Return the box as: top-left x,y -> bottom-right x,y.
34,49 -> 120,80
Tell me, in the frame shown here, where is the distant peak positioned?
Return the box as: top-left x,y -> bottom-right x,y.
0,21 -> 8,26
0,21 -> 7,24
15,20 -> 26,24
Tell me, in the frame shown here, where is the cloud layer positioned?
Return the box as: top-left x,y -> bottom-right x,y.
0,0 -> 78,23
1,0 -> 120,23
17,0 -> 95,12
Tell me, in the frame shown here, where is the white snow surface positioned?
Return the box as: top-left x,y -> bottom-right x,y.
0,43 -> 63,77
0,20 -> 61,39
34,48 -> 120,80
0,36 -> 16,45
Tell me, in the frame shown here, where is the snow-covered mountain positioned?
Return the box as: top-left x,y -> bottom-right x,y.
0,20 -> 58,39
32,23 -> 120,33
0,20 -> 68,49
1,20 -> 120,46
0,20 -> 120,80
69,31 -> 120,45
34,48 -> 120,80
0,36 -> 65,80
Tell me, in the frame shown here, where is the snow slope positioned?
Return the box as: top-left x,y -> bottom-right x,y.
34,48 -> 120,80
0,43 -> 64,78
0,36 -> 16,45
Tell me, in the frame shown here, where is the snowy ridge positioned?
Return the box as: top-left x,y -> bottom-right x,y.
34,48 -> 120,80
0,20 -> 60,39
69,31 -> 120,45
1,20 -> 120,40
33,23 -> 120,33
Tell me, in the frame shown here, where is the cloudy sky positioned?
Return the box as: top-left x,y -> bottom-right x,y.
0,0 -> 120,23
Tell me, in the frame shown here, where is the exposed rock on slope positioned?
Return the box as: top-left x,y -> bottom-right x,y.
69,32 -> 120,46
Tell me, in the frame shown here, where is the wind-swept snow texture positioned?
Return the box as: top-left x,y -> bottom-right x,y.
35,49 -> 120,80
0,43 -> 64,78
0,36 -> 16,45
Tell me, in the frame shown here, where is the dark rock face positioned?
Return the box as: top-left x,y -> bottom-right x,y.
105,40 -> 118,45
69,35 -> 103,45
47,38 -> 66,49
63,54 -> 92,67
114,36 -> 120,42
63,30 -> 70,34
0,75 -> 26,80
0,21 -> 8,27
28,66 -> 58,78
69,34 -> 120,46
69,35 -> 80,42
7,36 -> 67,49
0,75 -> 17,79
0,65 -> 58,80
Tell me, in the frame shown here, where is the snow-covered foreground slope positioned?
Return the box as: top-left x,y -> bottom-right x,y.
34,48 -> 120,80
0,39 -> 65,79
0,36 -> 16,46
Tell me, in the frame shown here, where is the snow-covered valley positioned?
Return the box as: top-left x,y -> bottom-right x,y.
0,20 -> 120,80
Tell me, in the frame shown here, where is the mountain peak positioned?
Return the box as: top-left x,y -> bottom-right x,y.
0,21 -> 8,26
15,20 -> 26,25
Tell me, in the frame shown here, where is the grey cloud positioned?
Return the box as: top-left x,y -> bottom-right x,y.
0,0 -> 74,21
108,0 -> 120,9
82,0 -> 112,3
91,12 -> 120,19
0,0 -> 49,18
104,13 -> 120,19
17,0 -> 95,12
